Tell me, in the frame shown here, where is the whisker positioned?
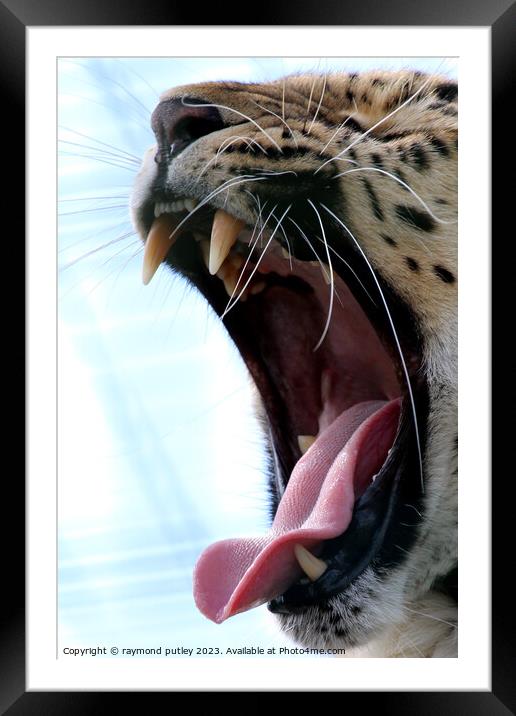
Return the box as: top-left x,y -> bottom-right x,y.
319,202 -> 424,494
222,204 -> 277,310
319,113 -> 361,156
401,604 -> 457,630
58,194 -> 130,203
58,138 -> 140,165
58,125 -> 142,162
181,98 -> 283,153
59,231 -> 136,270
288,216 -> 376,307
333,166 -> 456,227
222,205 -> 290,316
196,135 -> 267,183
164,174 -> 271,244
65,59 -> 152,120
58,151 -> 137,173
307,73 -> 327,135
315,73 -> 436,174
307,200 -> 334,351
303,73 -> 318,134
59,204 -> 129,217
251,99 -> 298,147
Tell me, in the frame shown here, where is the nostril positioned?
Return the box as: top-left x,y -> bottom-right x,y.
151,97 -> 225,163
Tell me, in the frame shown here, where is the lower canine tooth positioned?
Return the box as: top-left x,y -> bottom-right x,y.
294,544 -> 327,581
142,214 -> 180,285
298,435 -> 316,454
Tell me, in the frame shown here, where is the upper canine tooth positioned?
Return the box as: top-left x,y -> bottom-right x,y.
297,435 -> 316,454
200,240 -> 211,270
293,544 -> 327,582
209,209 -> 245,275
142,214 -> 180,285
184,198 -> 197,212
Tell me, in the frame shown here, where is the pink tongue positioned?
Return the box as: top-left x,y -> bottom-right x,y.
193,398 -> 401,623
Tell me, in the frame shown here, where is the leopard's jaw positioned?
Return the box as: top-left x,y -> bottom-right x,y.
130,70 -> 457,656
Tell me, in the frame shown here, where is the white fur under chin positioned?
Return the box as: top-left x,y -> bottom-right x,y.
345,591 -> 457,658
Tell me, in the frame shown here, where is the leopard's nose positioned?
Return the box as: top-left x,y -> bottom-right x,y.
151,97 -> 225,164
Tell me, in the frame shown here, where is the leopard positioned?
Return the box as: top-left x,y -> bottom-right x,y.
130,69 -> 458,658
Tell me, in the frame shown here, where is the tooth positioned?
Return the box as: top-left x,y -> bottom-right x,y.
223,273 -> 238,298
297,435 -> 316,454
209,209 -> 245,275
321,370 -> 332,403
184,198 -> 197,212
154,203 -> 161,218
293,544 -> 327,582
142,214 -> 180,285
229,253 -> 244,270
200,240 -> 211,270
249,281 -> 266,296
281,247 -> 291,260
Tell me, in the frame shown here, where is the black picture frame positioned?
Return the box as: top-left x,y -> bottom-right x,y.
7,0 -> 511,709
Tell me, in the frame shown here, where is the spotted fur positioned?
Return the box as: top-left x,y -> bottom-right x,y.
131,69 -> 458,657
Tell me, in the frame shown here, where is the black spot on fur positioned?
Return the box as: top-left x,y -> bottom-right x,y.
370,153 -> 385,170
429,136 -> 450,157
225,145 -> 235,153
362,178 -> 384,220
295,145 -> 311,157
348,73 -> 358,82
371,77 -> 385,88
410,143 -> 429,170
395,205 -> 436,232
281,146 -> 296,158
405,256 -> 420,272
347,147 -> 357,161
394,169 -> 410,191
433,265 -> 456,283
343,116 -> 364,134
434,82 -> 458,102
378,131 -> 413,142
350,605 -> 361,615
399,147 -> 409,163
361,93 -> 370,104
345,89 -> 354,104
264,147 -> 282,159
281,129 -> 290,139
334,627 -> 347,638
381,233 -> 397,247
435,197 -> 448,205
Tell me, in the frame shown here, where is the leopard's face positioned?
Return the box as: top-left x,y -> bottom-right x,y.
130,71 -> 457,654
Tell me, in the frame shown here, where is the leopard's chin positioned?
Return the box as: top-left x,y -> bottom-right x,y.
132,192 -> 429,631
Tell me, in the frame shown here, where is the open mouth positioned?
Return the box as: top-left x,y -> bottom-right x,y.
136,194 -> 428,624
